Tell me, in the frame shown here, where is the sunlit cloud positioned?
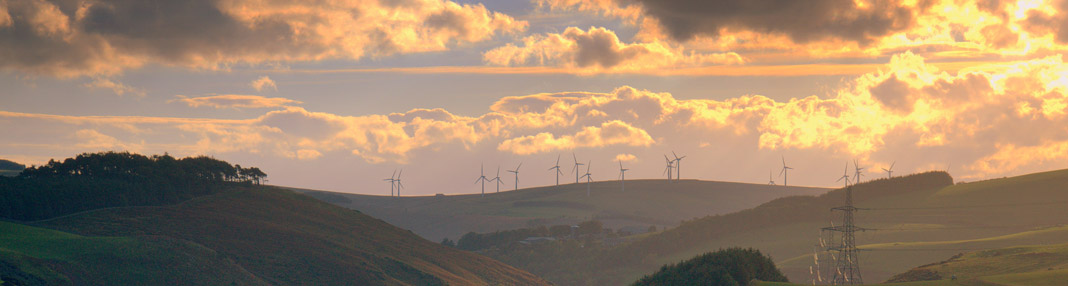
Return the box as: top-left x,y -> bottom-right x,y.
4,51 -> 1068,182
497,120 -> 655,155
0,0 -> 526,77
172,94 -> 302,110
615,153 -> 637,162
250,76 -> 277,92
534,0 -> 1068,67
83,77 -> 146,97
484,26 -> 744,74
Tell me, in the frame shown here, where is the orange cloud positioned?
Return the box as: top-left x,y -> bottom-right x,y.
173,94 -> 302,109
250,76 -> 277,92
83,77 -> 146,97
484,26 -> 744,74
6,51 -> 1068,181
497,120 -> 654,155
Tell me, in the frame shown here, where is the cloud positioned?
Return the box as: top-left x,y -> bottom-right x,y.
497,120 -> 654,155
615,153 -> 636,162
83,77 -> 146,97
173,94 -> 302,109
7,51 -> 1068,183
484,26 -> 743,73
626,0 -> 922,44
0,0 -> 526,77
250,76 -> 277,92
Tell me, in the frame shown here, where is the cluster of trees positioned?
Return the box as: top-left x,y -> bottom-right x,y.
0,152 -> 267,221
632,248 -> 788,286
454,220 -> 612,251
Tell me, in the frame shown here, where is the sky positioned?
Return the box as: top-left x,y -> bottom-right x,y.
3,0 -> 1068,196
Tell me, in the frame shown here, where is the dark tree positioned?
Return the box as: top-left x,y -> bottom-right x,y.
0,151 -> 268,221
632,248 -> 788,286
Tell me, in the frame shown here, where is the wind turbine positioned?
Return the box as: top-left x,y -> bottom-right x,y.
768,170 -> 775,185
549,155 -> 563,186
672,151 -> 686,182
508,162 -> 522,190
475,163 -> 490,197
384,170 -> 397,197
663,155 -> 674,181
580,161 -> 593,196
394,169 -> 404,197
572,153 -> 584,183
852,159 -> 865,184
780,156 -> 793,186
882,161 -> 895,179
836,161 -> 851,187
618,160 -> 629,192
492,166 -> 503,193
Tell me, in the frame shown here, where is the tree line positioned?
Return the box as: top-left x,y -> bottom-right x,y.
0,151 -> 267,221
632,248 -> 787,286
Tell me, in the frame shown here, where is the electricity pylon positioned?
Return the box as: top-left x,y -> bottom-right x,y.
821,186 -> 865,285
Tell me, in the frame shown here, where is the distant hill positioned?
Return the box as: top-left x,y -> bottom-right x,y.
0,159 -> 22,177
0,152 -> 547,285
294,179 -> 830,242
575,168 -> 1068,285
4,186 -> 548,285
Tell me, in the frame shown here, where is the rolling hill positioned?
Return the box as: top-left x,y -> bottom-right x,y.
753,242 -> 1068,286
574,168 -> 1068,285
2,186 -> 548,285
294,179 -> 830,242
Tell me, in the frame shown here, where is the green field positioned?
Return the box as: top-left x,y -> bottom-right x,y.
295,179 -> 829,242
0,220 -> 265,285
1,186 -> 548,285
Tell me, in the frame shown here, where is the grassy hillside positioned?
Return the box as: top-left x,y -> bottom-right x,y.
885,243 -> 1068,285
602,168 -> 1068,285
295,179 -> 829,242
13,186 -> 547,285
0,220 -> 266,285
754,243 -> 1068,286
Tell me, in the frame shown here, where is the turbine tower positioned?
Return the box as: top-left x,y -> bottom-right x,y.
618,160 -> 629,192
384,170 -> 397,197
475,163 -> 490,197
394,169 -> 404,197
768,170 -> 775,185
663,155 -> 674,181
882,161 -> 895,179
780,156 -> 793,186
580,161 -> 593,196
508,162 -> 522,190
836,162 -> 851,187
852,159 -> 865,184
492,166 -> 503,193
549,155 -> 563,186
672,151 -> 686,182
822,186 -> 866,285
572,153 -> 585,184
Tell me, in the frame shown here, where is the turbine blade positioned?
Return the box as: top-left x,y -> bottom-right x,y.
516,162 -> 522,171
397,169 -> 402,179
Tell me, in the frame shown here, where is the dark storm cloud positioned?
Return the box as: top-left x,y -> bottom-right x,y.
0,0 -> 523,77
625,0 -> 926,44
